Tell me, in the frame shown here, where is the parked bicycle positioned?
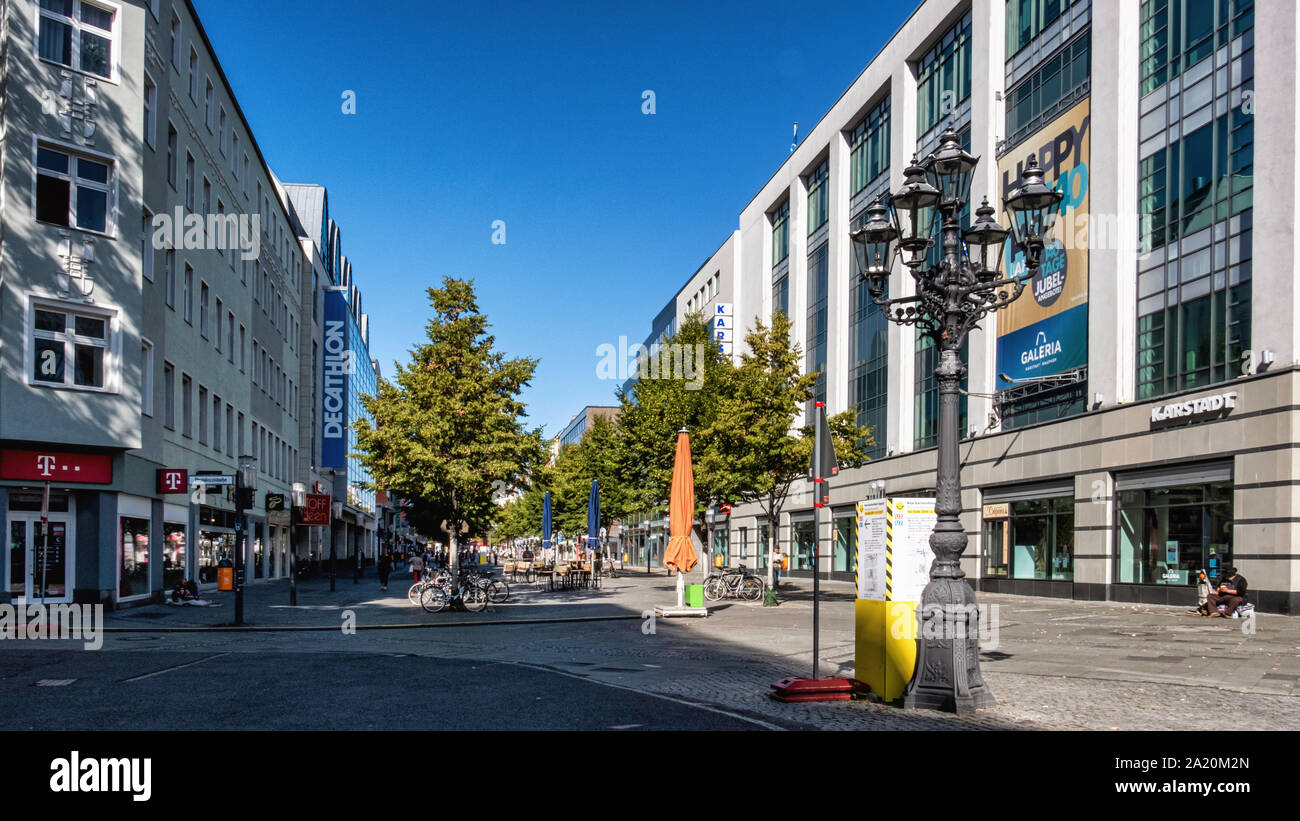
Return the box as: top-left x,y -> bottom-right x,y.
703,564 -> 764,602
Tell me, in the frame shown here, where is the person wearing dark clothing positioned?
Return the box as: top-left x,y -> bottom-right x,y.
1201,566 -> 1248,617
378,553 -> 392,591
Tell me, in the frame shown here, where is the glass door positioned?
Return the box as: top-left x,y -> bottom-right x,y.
7,515 -> 74,603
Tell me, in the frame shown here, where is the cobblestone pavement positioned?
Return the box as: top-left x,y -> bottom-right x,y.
66,570 -> 1300,729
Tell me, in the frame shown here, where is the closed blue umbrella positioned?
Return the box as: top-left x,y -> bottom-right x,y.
587,480 -> 600,557
542,491 -> 552,554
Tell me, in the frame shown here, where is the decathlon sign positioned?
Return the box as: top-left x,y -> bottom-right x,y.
1150,391 -> 1237,424
322,289 -> 350,468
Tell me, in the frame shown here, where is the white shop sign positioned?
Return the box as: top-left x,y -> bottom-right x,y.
1150,391 -> 1237,423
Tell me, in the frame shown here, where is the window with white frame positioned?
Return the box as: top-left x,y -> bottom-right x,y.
200,282 -> 209,338
204,79 -> 213,130
169,12 -> 180,68
188,47 -> 197,100
183,263 -> 193,323
140,208 -> 153,281
184,152 -> 194,210
143,74 -> 157,149
31,300 -> 113,389
35,144 -> 112,233
218,107 -> 227,155
37,0 -> 116,80
164,361 -> 175,428
214,297 -> 222,352
166,124 -> 177,187
164,249 -> 175,308
141,338 -> 154,415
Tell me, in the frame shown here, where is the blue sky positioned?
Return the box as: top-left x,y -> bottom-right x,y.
194,0 -> 920,437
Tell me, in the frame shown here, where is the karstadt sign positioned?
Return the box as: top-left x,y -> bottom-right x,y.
1150,391 -> 1237,424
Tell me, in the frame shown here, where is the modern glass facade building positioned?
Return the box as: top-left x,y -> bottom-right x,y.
638,0 -> 1299,613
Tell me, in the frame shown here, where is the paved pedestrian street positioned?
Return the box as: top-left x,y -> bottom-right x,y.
2,570 -> 1296,731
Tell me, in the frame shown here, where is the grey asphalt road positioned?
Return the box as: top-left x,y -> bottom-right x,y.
0,645 -> 766,731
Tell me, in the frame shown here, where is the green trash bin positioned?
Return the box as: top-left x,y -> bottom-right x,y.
685,584 -> 704,608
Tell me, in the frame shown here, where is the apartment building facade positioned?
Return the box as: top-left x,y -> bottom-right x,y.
0,0 -> 380,606
644,0 -> 1298,612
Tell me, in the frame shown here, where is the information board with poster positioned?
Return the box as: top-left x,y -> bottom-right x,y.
856,500 -> 887,600
886,498 -> 937,602
855,497 -> 936,601
996,98 -> 1090,383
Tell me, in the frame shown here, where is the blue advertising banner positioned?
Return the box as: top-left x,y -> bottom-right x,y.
321,289 -> 350,468
996,303 -> 1088,383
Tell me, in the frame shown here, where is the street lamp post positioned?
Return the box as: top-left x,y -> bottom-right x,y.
234,455 -> 257,627
290,482 -> 306,607
849,126 -> 1062,713
330,500 -> 342,593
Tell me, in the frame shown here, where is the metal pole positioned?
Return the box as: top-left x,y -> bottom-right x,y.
289,503 -> 298,607
812,402 -> 823,681
901,217 -> 994,713
234,477 -> 246,627
329,518 -> 337,593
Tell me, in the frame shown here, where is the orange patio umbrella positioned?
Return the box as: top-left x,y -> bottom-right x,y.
663,429 -> 698,578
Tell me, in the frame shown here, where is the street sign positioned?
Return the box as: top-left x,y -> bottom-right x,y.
191,474 -> 235,487
300,493 -> 331,525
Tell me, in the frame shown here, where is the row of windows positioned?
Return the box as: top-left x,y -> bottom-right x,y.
1005,32 -> 1090,151
1006,0 -> 1081,59
685,271 -> 721,315
916,11 -> 972,137
1139,110 -> 1253,251
160,362 -> 296,482
849,97 -> 890,198
1140,0 -> 1254,96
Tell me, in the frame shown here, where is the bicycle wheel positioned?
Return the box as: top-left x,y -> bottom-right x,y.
740,577 -> 764,601
408,582 -> 425,606
460,585 -> 488,613
703,577 -> 723,601
420,585 -> 448,613
486,579 -> 510,604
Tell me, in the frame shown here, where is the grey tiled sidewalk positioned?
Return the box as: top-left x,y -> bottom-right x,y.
99,568 -> 1300,729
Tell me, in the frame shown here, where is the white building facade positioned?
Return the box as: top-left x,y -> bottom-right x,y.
652,0 -> 1297,612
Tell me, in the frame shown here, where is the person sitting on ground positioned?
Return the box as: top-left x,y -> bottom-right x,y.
1199,565 -> 1248,617
170,579 -> 200,603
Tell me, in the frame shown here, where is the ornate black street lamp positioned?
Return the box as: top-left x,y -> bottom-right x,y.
849,126 -> 1062,713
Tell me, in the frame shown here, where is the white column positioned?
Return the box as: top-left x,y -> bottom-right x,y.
1090,0 -> 1143,405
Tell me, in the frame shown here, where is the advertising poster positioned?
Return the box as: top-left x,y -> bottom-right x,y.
888,498 -> 937,602
996,98 -> 1090,382
321,289 -> 350,468
856,500 -> 887,600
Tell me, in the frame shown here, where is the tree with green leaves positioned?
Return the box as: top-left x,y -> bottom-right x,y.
696,311 -> 874,588
614,315 -> 733,552
353,278 -> 547,579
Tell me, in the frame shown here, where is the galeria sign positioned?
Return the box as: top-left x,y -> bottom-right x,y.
1150,391 -> 1237,423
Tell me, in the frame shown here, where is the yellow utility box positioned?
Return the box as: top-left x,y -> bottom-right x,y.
854,599 -> 918,702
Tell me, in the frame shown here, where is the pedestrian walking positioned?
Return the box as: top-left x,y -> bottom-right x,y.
410,552 -> 424,583
378,552 -> 392,591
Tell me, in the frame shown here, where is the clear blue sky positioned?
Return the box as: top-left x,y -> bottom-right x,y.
194,0 -> 920,438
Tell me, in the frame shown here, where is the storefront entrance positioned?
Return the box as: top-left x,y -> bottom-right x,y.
7,512 -> 76,604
